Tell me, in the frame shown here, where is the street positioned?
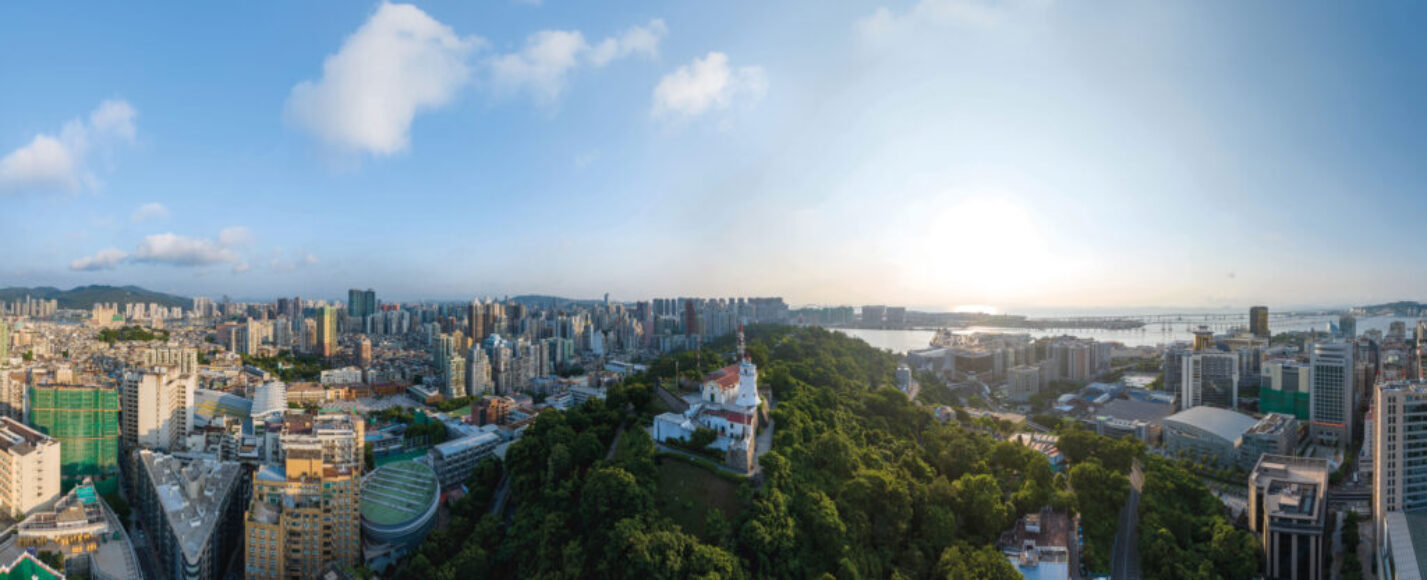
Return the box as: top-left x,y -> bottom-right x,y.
1111,460 -> 1144,580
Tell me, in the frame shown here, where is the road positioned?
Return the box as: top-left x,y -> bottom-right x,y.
1111,460 -> 1144,580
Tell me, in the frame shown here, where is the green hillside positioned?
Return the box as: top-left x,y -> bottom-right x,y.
0,285 -> 190,309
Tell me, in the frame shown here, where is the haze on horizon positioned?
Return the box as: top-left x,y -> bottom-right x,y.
4,1 -> 1427,310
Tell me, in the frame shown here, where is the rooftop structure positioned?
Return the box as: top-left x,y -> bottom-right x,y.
0,479 -> 141,580
1249,455 -> 1329,580
135,450 -> 244,580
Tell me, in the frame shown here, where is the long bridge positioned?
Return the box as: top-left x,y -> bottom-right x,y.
983,311 -> 1339,332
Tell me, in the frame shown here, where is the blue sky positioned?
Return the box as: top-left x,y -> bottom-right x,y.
3,1 -> 1427,310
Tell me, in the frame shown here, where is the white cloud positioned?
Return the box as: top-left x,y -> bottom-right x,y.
70,248 -> 129,271
492,19 -> 667,103
652,52 -> 767,118
588,19 -> 667,67
131,202 -> 169,222
0,99 -> 137,195
302,252 -> 320,266
131,233 -> 242,267
285,2 -> 481,156
218,225 -> 253,247
490,30 -> 589,104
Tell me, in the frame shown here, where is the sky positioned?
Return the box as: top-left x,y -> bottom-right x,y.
4,1 -> 1427,311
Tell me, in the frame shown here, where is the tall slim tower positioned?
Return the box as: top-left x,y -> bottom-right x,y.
1309,341 -> 1354,449
316,306 -> 337,358
1249,306 -> 1270,338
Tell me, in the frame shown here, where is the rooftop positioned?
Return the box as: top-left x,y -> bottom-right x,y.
1093,398 -> 1175,424
360,461 -> 439,527
139,450 -> 242,562
1165,406 -> 1260,444
1250,454 -> 1328,522
1386,510 -> 1427,580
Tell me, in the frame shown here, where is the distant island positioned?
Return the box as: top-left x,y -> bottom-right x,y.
1354,301 -> 1427,317
0,285 -> 190,310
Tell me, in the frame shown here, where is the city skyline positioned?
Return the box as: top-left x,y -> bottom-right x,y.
7,1 -> 1427,310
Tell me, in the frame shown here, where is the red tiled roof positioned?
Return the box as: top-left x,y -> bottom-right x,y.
707,409 -> 752,424
703,364 -> 741,389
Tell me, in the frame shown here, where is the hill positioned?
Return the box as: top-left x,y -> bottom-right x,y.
508,294 -> 609,310
0,285 -> 190,310
1356,301 -> 1426,317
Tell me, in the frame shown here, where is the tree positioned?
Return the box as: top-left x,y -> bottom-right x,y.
1069,460 -> 1129,572
934,544 -> 1020,580
949,473 -> 1010,544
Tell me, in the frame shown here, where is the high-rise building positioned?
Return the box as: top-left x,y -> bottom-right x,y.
358,338 -> 372,368
0,370 -> 21,421
1374,380 -> 1427,530
143,346 -> 199,376
0,320 -> 9,362
1249,306 -> 1270,339
1261,361 -> 1311,420
1248,454 -> 1328,580
245,411 -> 364,579
1192,326 -> 1216,352
347,289 -> 376,320
0,417 -> 60,518
122,367 -> 196,453
468,300 -> 487,342
1339,314 -> 1357,340
861,305 -> 886,328
134,451 -> 244,580
1163,347 -> 1192,398
28,385 -> 121,487
1309,341 -> 1354,448
1181,352 -> 1240,409
316,306 -> 337,358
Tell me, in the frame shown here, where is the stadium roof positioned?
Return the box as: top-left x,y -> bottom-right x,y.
1164,406 -> 1259,443
360,461 -> 438,527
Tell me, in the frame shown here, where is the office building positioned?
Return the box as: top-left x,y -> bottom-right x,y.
316,306 -> 337,358
1181,352 -> 1240,410
861,305 -> 886,328
245,411 -> 364,579
428,431 -> 500,487
1375,380 -> 1427,528
0,417 -> 60,518
347,289 -> 377,320
1309,341 -> 1354,448
1193,326 -> 1216,351
1250,306 -> 1270,339
1238,412 -> 1301,469
1340,314 -> 1357,340
28,385 -> 120,487
134,451 -> 244,580
122,367 -> 196,453
1163,347 -> 1191,398
1248,454 -> 1328,580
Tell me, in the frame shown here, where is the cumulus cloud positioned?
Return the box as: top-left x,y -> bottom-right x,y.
131,202 -> 169,222
588,19 -> 667,67
0,99 -> 137,195
74,226 -> 254,272
131,233 -> 242,267
491,19 -> 667,103
285,3 -> 481,156
651,52 -> 767,118
70,248 -> 129,271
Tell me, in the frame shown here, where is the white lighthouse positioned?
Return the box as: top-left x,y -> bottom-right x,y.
734,325 -> 761,411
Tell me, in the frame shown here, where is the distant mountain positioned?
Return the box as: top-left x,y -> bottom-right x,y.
508,294 -> 610,310
0,285 -> 190,310
1355,301 -> 1427,317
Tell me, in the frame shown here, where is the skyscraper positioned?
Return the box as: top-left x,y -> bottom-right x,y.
468,299 -> 486,342
0,320 -> 9,362
347,288 -> 376,320
1339,314 -> 1357,340
121,367 -> 196,453
1249,306 -> 1270,338
1309,341 -> 1354,448
1375,380 -> 1427,529
1182,352 -> 1240,409
316,306 -> 337,358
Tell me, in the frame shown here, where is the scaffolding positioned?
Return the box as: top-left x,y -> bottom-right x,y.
28,386 -> 120,482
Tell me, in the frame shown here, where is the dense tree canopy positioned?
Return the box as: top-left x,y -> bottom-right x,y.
392,325 -> 1248,579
